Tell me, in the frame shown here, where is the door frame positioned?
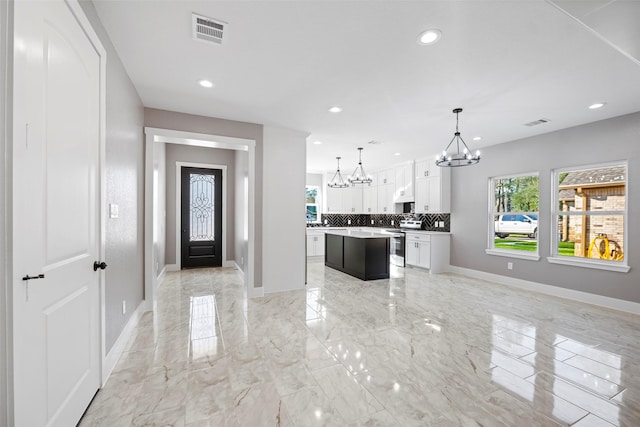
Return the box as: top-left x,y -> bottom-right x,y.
176,162 -> 228,269
144,127 -> 257,311
2,0 -> 108,423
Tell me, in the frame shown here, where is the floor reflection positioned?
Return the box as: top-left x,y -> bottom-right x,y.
80,263 -> 640,426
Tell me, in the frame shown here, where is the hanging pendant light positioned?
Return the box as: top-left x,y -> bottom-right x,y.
327,157 -> 350,188
348,147 -> 373,185
435,108 -> 481,167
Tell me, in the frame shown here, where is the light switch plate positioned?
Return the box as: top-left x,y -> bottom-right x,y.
109,203 -> 119,219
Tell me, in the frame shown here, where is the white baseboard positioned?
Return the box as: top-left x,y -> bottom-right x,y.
102,301 -> 146,385
223,260 -> 235,268
448,265 -> 640,315
247,284 -> 264,298
156,264 -> 168,285
165,263 -> 179,272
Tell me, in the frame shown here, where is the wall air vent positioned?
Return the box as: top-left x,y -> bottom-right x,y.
192,13 -> 226,45
524,118 -> 552,127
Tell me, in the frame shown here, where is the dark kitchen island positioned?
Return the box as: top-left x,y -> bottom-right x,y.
325,230 -> 390,280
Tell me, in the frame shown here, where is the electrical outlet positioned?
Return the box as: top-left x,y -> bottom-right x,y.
507,262 -> 513,270
371,220 -> 374,225
391,220 -> 394,225
122,300 -> 126,315
347,219 -> 351,225
324,219 -> 328,224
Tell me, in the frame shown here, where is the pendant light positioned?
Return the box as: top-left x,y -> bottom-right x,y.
435,108 -> 480,167
348,147 -> 373,185
327,157 -> 350,188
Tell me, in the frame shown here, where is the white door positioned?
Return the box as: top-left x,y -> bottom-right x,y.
13,1 -> 102,425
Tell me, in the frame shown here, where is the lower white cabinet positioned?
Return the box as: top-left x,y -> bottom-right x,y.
404,232 -> 450,273
306,232 -> 325,257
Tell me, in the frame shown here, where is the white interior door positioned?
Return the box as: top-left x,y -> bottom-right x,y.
13,1 -> 102,425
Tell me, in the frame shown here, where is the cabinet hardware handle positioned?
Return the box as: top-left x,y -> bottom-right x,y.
22,274 -> 45,281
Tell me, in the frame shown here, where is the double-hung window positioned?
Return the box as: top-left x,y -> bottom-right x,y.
487,173 -> 540,260
549,162 -> 629,272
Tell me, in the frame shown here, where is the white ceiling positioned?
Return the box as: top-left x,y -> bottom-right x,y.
93,0 -> 640,173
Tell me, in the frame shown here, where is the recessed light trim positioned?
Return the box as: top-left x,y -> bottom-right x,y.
588,102 -> 606,109
313,140 -> 323,145
328,106 -> 343,113
417,29 -> 442,45
198,79 -> 214,88
394,152 -> 401,156
473,136 -> 482,141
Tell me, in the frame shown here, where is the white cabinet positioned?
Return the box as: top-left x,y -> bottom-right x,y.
325,184 -> 344,213
363,185 -> 378,214
306,231 -> 325,257
378,168 -> 395,186
393,162 -> 414,202
414,158 -> 450,213
415,159 -> 440,179
377,184 -> 394,213
404,232 -> 450,273
345,186 -> 363,213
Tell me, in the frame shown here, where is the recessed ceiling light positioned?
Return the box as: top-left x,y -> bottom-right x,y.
328,106 -> 343,113
588,102 -> 606,109
473,136 -> 482,141
417,29 -> 442,45
198,79 -> 214,88
313,140 -> 322,145
394,152 -> 401,156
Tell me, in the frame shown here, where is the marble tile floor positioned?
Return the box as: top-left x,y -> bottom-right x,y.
79,260 -> 640,426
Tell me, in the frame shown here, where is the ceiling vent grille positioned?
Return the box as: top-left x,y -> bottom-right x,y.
192,13 -> 226,44
524,118 -> 551,127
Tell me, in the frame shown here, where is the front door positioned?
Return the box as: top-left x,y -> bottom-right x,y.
181,167 -> 223,268
12,0 -> 102,425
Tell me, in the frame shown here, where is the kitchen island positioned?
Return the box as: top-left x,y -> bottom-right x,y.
325,229 -> 390,280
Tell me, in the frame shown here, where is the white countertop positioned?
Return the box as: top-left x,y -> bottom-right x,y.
324,229 -> 391,239
402,229 -> 451,235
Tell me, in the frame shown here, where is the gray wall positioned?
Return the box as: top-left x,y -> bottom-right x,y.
144,108 -> 264,286
451,111 -> 640,303
234,150 -> 249,272
79,1 -> 145,352
165,144 -> 236,265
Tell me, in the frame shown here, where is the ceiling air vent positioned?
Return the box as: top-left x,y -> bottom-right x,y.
192,13 -> 226,45
524,118 -> 551,127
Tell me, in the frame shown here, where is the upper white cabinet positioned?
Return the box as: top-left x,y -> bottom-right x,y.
393,161 -> 414,203
378,168 -> 395,186
363,181 -> 378,214
377,184 -> 394,213
415,159 -> 440,179
414,158 -> 450,213
345,186 -> 363,213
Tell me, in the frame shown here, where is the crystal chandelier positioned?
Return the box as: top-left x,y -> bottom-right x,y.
348,147 -> 373,185
327,157 -> 350,188
435,108 -> 481,167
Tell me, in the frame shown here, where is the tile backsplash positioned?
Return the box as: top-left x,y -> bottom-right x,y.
309,213 -> 450,232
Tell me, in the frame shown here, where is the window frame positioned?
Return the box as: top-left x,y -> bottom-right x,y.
548,161 -> 629,273
486,172 -> 540,261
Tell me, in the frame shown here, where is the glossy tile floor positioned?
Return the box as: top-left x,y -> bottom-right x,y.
79,259 -> 640,426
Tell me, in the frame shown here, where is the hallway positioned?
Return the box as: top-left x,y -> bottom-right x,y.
80,261 -> 640,426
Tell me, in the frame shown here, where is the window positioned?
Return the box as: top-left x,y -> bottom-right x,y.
549,162 -> 628,272
305,186 -> 320,223
487,173 -> 539,260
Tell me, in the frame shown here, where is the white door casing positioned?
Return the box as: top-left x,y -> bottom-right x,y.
13,1 -> 103,425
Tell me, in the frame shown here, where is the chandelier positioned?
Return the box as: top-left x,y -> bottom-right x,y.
435,108 -> 480,167
348,147 -> 373,185
327,157 -> 350,188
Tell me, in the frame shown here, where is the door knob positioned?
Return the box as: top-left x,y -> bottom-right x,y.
93,261 -> 108,271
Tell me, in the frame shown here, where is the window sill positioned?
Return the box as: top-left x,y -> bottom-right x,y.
485,249 -> 540,261
547,256 -> 630,273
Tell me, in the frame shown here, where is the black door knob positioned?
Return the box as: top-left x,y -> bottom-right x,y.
93,261 -> 108,271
